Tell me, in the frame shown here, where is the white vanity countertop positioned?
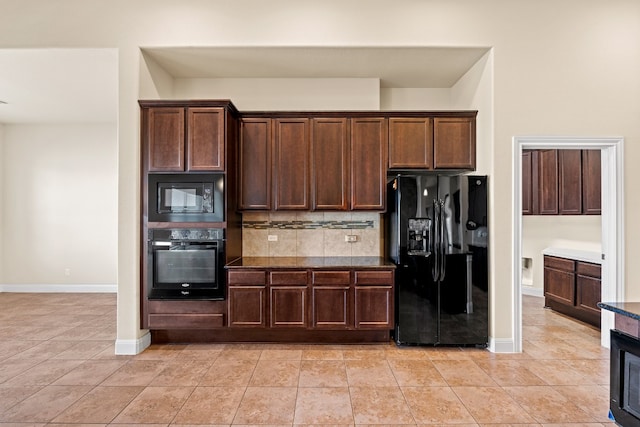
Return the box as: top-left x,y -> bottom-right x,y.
542,247 -> 602,264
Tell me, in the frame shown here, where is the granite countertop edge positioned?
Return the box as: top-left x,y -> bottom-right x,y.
542,247 -> 602,265
225,256 -> 396,269
598,302 -> 640,320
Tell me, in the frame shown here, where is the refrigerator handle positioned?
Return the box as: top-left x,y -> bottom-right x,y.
431,199 -> 440,282
439,199 -> 446,282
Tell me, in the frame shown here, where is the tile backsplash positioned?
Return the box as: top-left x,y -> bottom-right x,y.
242,212 -> 382,257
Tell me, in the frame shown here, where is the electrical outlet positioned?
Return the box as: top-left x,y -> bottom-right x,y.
268,235 -> 278,242
345,235 -> 358,243
64,268 -> 71,276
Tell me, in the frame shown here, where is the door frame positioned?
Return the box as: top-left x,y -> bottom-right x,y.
512,136 -> 624,352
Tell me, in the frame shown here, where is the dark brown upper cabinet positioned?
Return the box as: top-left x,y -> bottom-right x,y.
351,117 -> 387,210
187,107 -> 225,171
144,106 -> 226,172
146,107 -> 185,172
522,150 -> 536,215
311,118 -> 350,210
433,117 -> 476,169
538,149 -> 559,215
388,114 -> 476,171
582,149 -> 602,215
238,118 -> 272,210
388,117 -> 433,169
522,148 -> 601,216
558,149 -> 583,215
273,118 -> 310,210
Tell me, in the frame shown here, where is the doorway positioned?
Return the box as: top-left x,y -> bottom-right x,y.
512,136 -> 624,352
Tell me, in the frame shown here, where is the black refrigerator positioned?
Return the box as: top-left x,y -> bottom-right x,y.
387,174 -> 488,346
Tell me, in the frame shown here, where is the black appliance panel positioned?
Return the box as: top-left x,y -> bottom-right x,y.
388,174 -> 488,347
148,228 -> 225,300
610,329 -> 640,426
148,174 -> 224,222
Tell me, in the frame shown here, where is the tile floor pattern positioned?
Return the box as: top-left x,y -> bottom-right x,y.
0,292 -> 615,426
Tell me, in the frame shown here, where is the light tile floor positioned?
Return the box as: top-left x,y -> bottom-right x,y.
0,292 -> 614,426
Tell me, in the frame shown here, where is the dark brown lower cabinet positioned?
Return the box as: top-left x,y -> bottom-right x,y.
544,255 -> 601,327
227,270 -> 267,327
228,268 -> 394,332
147,300 -> 225,329
311,270 -> 350,328
269,270 -> 308,328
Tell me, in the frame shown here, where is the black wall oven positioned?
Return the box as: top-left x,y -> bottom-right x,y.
148,228 -> 225,300
610,329 -> 640,426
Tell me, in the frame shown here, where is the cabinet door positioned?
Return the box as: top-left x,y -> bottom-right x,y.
558,149 -> 582,215
227,270 -> 267,328
354,286 -> 393,329
147,107 -> 185,172
311,271 -> 352,329
433,117 -> 475,169
538,149 -> 559,215
187,107 -> 224,171
576,274 -> 601,316
522,150 -> 533,215
582,149 -> 602,215
350,117 -> 387,210
239,118 -> 272,210
228,286 -> 267,327
543,257 -> 575,305
353,270 -> 394,329
273,118 -> 310,210
576,261 -> 601,315
388,117 -> 433,169
311,118 -> 349,210
269,271 -> 308,328
270,287 -> 308,328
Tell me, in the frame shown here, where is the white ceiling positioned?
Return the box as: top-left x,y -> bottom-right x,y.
0,46 -> 488,124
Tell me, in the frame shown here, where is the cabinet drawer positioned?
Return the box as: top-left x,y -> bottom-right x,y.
312,271 -> 351,285
354,270 -> 394,285
543,256 -> 574,272
270,271 -> 308,285
228,270 -> 267,285
148,313 -> 224,329
576,261 -> 601,279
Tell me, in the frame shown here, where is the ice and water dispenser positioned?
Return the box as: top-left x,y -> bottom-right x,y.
407,218 -> 431,256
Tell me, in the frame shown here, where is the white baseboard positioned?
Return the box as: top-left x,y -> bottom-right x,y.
115,332 -> 151,355
0,284 -> 117,293
489,337 -> 517,353
522,286 -> 544,297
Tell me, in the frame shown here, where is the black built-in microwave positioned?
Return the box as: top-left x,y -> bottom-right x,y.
148,174 -> 224,222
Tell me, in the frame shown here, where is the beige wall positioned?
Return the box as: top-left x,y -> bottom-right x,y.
173,78 -> 381,110
0,124 -> 3,280
1,0 -> 639,350
1,124 -> 117,286
522,216 -> 602,293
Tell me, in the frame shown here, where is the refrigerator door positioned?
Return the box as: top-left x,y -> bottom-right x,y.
390,176 -> 439,346
394,257 -> 439,345
436,175 -> 489,346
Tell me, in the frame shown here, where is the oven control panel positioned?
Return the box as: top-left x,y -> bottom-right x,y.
149,228 -> 224,241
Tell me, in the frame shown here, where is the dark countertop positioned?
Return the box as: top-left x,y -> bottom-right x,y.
225,256 -> 395,269
598,302 -> 640,321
